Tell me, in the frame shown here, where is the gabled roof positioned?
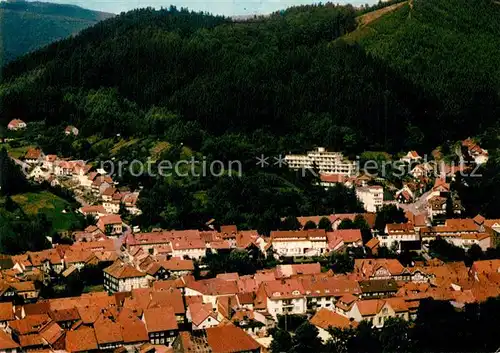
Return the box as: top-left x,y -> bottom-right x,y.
188,303 -> 218,326
104,260 -> 145,279
94,317 -> 123,345
310,308 -> 358,330
206,324 -> 261,353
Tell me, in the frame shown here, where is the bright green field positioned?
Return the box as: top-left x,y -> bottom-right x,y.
11,191 -> 81,231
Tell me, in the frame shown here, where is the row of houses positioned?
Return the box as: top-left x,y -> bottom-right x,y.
24,149 -> 141,218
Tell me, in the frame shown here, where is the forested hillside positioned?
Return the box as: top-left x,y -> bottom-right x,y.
349,0 -> 500,144
1,0 -> 500,229
0,0 -> 113,65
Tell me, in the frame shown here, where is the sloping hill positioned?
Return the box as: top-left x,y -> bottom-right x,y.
0,0 -> 113,65
348,0 -> 500,142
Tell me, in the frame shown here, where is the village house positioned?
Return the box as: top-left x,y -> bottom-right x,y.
173,324 -> 261,353
401,151 -> 422,164
462,138 -> 489,165
420,218 -> 491,250
186,303 -> 220,331
142,306 -> 178,346
24,148 -> 43,164
255,278 -> 307,319
170,238 -> 206,260
103,260 -> 149,293
354,259 -> 410,281
269,230 -> 328,257
310,308 -> 358,342
427,196 -> 447,222
377,223 -> 420,250
0,329 -> 19,353
184,278 -> 239,306
64,126 -> 79,136
79,205 -> 107,218
7,119 -> 26,131
97,215 -> 123,236
122,192 -> 142,215
0,303 -> 14,330
347,298 -> 410,328
327,229 -> 364,252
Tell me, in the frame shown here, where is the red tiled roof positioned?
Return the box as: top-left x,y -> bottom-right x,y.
118,308 -> 149,344
143,306 -> 178,333
188,303 -> 218,326
0,330 -> 19,350
65,327 -> 98,352
206,324 -> 261,353
310,308 -> 358,330
104,260 -> 145,279
0,302 -> 14,322
94,317 -> 123,345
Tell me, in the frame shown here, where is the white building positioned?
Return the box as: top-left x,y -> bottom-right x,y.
348,298 -> 409,328
377,223 -> 419,250
269,230 -> 328,257
285,147 -> 356,176
257,279 -> 307,320
103,260 -> 149,293
356,185 -> 383,213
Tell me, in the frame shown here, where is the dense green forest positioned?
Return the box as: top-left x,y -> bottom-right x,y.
0,0 -> 113,65
1,0 -> 500,229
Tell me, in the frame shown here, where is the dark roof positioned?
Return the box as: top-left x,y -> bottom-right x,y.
359,279 -> 398,294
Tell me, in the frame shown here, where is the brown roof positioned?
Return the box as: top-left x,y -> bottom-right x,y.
104,260 -> 145,279
0,302 -> 14,322
65,327 -> 98,352
9,314 -> 51,335
310,308 -> 358,330
365,237 -> 379,250
206,324 -> 261,353
49,308 -> 80,323
94,318 -> 123,345
25,148 -> 42,160
0,330 -> 19,350
220,225 -> 238,234
356,299 -> 386,316
188,303 -> 218,326
143,306 -> 178,333
149,288 -> 185,314
118,309 -> 149,344
161,258 -> 195,271
187,278 -> 239,296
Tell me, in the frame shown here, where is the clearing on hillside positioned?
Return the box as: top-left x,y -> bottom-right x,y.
357,1 -> 408,27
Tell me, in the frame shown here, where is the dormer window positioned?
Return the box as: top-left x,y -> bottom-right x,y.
273,292 -> 281,297
292,290 -> 300,295
325,289 -> 330,293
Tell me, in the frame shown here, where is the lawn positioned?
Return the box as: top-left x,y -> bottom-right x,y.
11,191 -> 82,231
2,142 -> 35,159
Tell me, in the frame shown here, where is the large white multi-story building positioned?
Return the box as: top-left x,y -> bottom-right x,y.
269,230 -> 328,257
356,185 -> 383,213
285,147 -> 356,176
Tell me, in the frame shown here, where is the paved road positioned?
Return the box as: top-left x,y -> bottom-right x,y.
397,189 -> 432,215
